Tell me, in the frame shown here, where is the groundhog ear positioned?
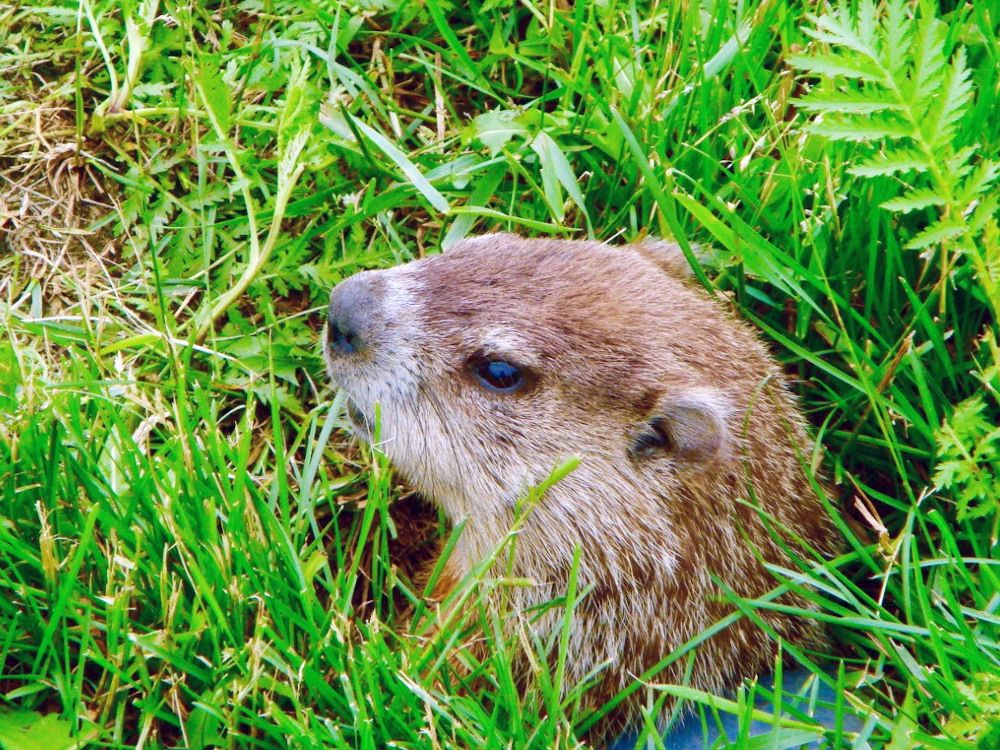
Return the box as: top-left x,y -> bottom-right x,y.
628,389 -> 730,464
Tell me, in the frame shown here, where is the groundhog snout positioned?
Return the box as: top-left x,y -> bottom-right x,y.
326,272 -> 385,357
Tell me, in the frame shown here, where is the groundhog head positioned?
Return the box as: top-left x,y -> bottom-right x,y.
324,233 -> 840,738
326,235 -> 743,519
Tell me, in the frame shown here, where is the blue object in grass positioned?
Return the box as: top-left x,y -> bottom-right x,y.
609,668 -> 863,750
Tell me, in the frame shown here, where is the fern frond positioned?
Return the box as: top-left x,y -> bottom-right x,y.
905,217 -> 967,250
807,115 -> 910,142
793,1 -> 991,272
880,187 -> 946,213
849,147 -> 929,177
795,90 -> 903,114
924,49 -> 973,151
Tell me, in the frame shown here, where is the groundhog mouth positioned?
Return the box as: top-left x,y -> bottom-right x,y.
343,396 -> 374,439
344,396 -> 364,426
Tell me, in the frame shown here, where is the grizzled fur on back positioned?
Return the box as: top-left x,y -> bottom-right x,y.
324,234 -> 841,740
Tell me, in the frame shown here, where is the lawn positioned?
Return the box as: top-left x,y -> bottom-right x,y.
0,0 -> 998,748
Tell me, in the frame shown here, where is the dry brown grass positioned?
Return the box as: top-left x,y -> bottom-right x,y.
0,98 -> 120,307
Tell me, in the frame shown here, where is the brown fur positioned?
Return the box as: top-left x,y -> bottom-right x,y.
324,234 -> 841,741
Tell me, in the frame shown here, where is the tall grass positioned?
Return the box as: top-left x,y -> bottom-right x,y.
0,0 -> 997,748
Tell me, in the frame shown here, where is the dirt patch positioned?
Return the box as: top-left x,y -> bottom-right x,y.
0,101 -> 120,305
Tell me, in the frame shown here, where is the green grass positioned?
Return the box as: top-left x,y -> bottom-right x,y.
1,0 -> 998,747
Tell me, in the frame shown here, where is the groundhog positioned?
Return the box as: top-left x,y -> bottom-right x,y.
324,234 -> 842,741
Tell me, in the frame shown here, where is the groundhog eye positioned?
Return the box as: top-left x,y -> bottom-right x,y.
471,359 -> 525,393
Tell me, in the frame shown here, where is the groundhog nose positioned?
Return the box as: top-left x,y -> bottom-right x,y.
327,273 -> 381,356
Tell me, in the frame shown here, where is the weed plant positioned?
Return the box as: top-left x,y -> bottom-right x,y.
0,1 -> 997,748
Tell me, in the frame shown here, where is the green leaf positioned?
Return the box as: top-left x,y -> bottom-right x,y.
958,160 -> 1000,205
886,688 -> 919,750
905,216 -> 968,249
807,10 -> 879,61
468,109 -> 538,156
806,115 -> 910,142
701,22 -> 752,80
856,0 -> 879,52
884,0 -> 913,79
529,131 -> 590,226
946,146 -> 979,182
907,13 -> 947,111
424,0 -> 482,83
194,64 -> 231,134
934,396 -> 1000,521
446,205 -> 566,233
349,117 -> 450,214
925,48 -> 973,150
0,712 -> 79,750
880,187 -> 946,213
277,56 -> 315,154
442,161 -> 507,250
632,684 -> 825,742
787,52 -> 882,82
672,191 -> 825,313
969,193 -> 1000,235
796,91 -> 903,114
850,148 -> 929,177
0,340 -> 20,413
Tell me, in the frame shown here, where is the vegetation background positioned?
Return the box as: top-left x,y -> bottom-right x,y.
0,0 -> 997,747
